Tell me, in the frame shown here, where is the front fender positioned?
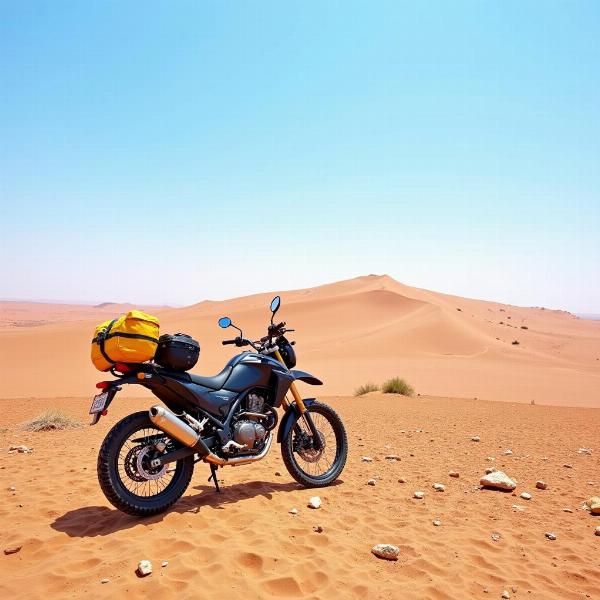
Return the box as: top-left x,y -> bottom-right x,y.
290,370 -> 323,385
277,399 -> 316,443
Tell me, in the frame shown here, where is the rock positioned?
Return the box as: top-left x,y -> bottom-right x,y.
503,449 -> 513,455
432,483 -> 445,492
491,532 -> 501,542
385,455 -> 400,461
307,496 -> 321,509
289,508 -> 299,515
485,467 -> 496,475
480,471 -> 517,491
414,491 -> 424,499
486,456 -> 496,462
585,497 -> 600,515
137,560 -> 152,577
101,578 -> 110,584
367,478 -> 377,486
161,561 -> 168,568
578,447 -> 592,455
502,591 -> 510,599
563,463 -> 573,469
563,508 -> 573,513
520,492 -> 532,500
449,471 -> 460,478
594,526 -> 600,537
545,532 -> 557,540
512,504 -> 525,511
361,456 -> 373,462
471,436 -> 481,442
7,486 -> 16,491
371,544 -> 400,560
275,471 -> 282,476
432,520 -> 442,527
398,477 -> 407,483
313,525 -> 324,533
535,481 -> 548,490
8,445 -> 32,454
4,546 -> 22,555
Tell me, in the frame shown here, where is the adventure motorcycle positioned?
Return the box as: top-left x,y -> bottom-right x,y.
91,296 -> 348,516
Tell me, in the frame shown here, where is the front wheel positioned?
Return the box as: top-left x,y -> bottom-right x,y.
281,402 -> 348,487
97,411 -> 195,516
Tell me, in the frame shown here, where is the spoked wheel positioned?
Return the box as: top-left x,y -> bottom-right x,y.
97,411 -> 194,516
281,402 -> 347,487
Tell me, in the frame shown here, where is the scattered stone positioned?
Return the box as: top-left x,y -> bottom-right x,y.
471,436 -> 481,442
503,449 -> 513,456
161,561 -> 168,568
361,456 -> 373,462
371,544 -> 400,560
545,532 -> 557,540
4,546 -> 22,555
367,479 -> 377,486
449,471 -> 460,478
289,508 -> 299,515
586,497 -> 600,515
491,532 -> 501,542
512,504 -> 525,511
535,481 -> 548,490
432,483 -> 445,492
275,471 -> 281,476
7,486 -> 16,491
432,519 -> 442,527
563,463 -> 573,469
485,467 -> 496,475
8,445 -> 32,454
480,471 -> 517,491
136,560 -> 152,577
414,491 -> 425,499
563,508 -> 573,513
385,455 -> 400,461
313,525 -> 324,533
511,587 -> 517,594
398,477 -> 407,483
486,456 -> 496,462
578,447 -> 592,455
101,578 -> 110,584
594,526 -> 600,536
308,496 -> 322,509
502,591 -> 510,599
520,492 -> 532,500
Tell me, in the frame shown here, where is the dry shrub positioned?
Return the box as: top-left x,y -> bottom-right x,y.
22,410 -> 83,432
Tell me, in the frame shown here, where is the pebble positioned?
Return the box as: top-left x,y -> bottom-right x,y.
384,455 -> 400,461
563,508 -> 573,513
480,471 -> 517,491
491,532 -> 501,542
161,561 -> 168,568
367,479 -> 377,486
545,532 -> 557,540
8,445 -> 32,454
361,456 -> 373,462
563,463 -> 573,469
371,544 -> 400,560
486,456 -> 496,462
586,497 -> 600,515
414,491 -> 424,499
101,578 -> 110,584
449,471 -> 460,478
502,591 -> 510,599
535,481 -> 548,490
578,447 -> 592,455
313,525 -> 324,533
520,492 -> 532,500
471,436 -> 481,442
136,560 -> 153,577
275,471 -> 281,476
512,504 -> 525,511
432,483 -> 445,492
485,467 -> 496,475
398,477 -> 407,483
594,526 -> 600,536
503,449 -> 513,456
433,520 -> 442,527
4,546 -> 22,555
307,496 -> 322,509
289,508 -> 299,515
7,486 -> 16,491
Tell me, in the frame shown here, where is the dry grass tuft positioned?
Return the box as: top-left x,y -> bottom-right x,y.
354,382 -> 379,396
21,410 -> 83,432
382,377 -> 415,397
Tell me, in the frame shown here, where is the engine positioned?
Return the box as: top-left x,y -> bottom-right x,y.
233,420 -> 267,448
231,392 -> 272,451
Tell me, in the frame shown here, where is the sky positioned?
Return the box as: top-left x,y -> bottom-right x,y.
1,1 -> 599,312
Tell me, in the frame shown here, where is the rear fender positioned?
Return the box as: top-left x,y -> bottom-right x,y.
90,377 -> 139,425
277,399 -> 316,443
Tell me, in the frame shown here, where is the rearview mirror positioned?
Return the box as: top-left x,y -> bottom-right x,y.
218,317 -> 232,329
270,296 -> 281,314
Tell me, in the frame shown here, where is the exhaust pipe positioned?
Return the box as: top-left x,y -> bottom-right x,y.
149,405 -> 210,456
149,404 -> 273,467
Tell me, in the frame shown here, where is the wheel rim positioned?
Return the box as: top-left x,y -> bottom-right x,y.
290,410 -> 341,479
116,426 -> 178,498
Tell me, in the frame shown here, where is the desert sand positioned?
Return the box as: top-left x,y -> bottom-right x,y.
1,394 -> 599,599
1,275 -> 599,405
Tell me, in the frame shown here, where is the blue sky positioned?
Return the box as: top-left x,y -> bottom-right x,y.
1,1 -> 599,311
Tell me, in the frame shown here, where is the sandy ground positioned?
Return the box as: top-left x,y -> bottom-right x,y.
1,275 -> 599,406
0,393 -> 599,600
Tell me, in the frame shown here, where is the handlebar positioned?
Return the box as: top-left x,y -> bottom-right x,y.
222,340 -> 237,346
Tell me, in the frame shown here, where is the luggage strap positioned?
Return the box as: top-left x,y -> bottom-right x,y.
92,320 -> 159,366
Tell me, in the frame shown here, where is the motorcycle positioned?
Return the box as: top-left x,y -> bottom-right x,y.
91,295 -> 348,516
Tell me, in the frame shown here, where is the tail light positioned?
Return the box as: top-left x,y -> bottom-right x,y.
96,382 -> 109,390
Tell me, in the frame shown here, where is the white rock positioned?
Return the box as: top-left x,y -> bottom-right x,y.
371,543 -> 400,560
502,591 -> 510,599
307,496 -> 321,509
449,471 -> 460,478
520,492 -> 532,500
432,519 -> 442,527
578,447 -> 592,455
535,481 -> 548,490
511,504 -> 525,511
8,445 -> 32,454
491,532 -> 501,542
414,491 -> 424,499
136,560 -> 152,577
480,471 -> 517,491
100,578 -> 110,584
486,456 -> 496,462
361,456 -> 373,462
471,436 -> 481,442
432,483 -> 445,492
503,449 -> 513,456
7,486 -> 16,492
289,508 -> 299,515
367,479 -> 376,486
161,561 -> 168,568
545,532 -> 557,540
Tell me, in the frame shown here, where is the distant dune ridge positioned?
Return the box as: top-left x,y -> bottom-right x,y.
0,275 -> 599,406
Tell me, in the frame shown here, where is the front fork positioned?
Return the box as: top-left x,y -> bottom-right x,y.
274,349 -> 323,450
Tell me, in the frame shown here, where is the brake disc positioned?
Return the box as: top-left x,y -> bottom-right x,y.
297,430 -> 326,463
135,446 -> 168,480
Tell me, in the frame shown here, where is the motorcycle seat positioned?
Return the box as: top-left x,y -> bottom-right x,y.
188,366 -> 233,390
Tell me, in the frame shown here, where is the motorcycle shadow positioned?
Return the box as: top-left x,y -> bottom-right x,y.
51,478 -> 341,538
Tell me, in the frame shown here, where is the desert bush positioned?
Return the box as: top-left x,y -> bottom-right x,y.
22,410 -> 83,432
354,382 -> 379,396
382,377 -> 415,396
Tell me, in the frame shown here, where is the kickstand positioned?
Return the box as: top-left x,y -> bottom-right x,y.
208,463 -> 221,493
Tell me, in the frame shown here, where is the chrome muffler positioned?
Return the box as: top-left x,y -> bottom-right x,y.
149,405 -> 273,466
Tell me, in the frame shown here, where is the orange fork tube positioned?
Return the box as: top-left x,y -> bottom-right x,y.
273,349 -> 307,414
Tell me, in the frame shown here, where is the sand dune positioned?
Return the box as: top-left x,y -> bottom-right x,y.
1,394 -> 599,599
0,275 -> 598,405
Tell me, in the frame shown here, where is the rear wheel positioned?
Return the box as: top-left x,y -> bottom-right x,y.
281,402 -> 347,487
97,411 -> 194,516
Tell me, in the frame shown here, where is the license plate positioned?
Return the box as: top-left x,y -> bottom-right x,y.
89,391 -> 109,414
